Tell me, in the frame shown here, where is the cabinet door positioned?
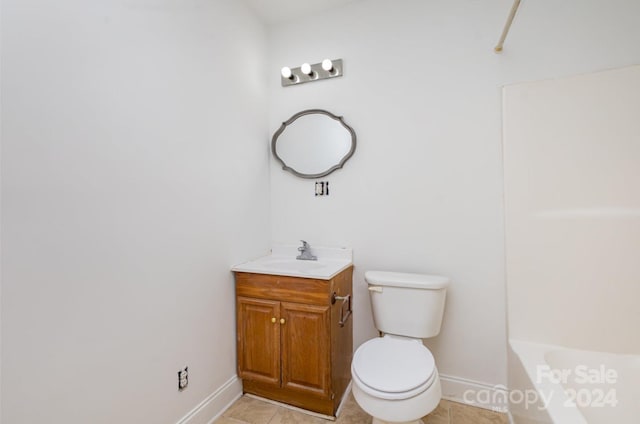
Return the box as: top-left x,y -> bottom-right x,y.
237,297 -> 280,385
280,302 -> 331,397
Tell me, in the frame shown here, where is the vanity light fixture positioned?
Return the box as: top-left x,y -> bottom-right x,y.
281,66 -> 297,82
322,59 -> 336,73
280,58 -> 343,87
300,62 -> 315,77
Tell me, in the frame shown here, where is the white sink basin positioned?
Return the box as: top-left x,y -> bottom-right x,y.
232,245 -> 352,280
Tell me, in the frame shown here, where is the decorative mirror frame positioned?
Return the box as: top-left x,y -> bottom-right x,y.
271,109 -> 357,179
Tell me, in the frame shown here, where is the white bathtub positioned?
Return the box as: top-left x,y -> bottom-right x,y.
509,339 -> 640,424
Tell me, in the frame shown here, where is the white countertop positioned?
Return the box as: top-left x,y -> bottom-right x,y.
231,245 -> 353,280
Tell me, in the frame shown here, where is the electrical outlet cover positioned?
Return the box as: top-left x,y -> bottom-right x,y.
178,367 -> 188,390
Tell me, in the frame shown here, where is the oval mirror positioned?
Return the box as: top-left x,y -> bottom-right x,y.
272,109 -> 356,178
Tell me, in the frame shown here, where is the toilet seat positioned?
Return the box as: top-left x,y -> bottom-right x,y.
352,336 -> 436,400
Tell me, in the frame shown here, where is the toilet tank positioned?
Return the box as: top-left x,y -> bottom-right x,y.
365,271 -> 450,338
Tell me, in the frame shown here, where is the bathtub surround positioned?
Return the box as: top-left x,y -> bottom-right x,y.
503,65 -> 640,423
267,0 -> 640,407
503,65 -> 640,355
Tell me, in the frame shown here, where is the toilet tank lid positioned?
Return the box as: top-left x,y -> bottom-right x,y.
365,271 -> 450,289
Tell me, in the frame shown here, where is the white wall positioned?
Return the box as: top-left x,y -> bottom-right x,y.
0,1 -> 3,418
3,0 -> 640,420
267,0 -> 640,392
1,1 -> 269,423
504,65 -> 640,354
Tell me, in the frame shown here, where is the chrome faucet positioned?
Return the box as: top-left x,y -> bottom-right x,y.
296,240 -> 317,261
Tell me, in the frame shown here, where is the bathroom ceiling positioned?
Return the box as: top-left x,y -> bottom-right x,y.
245,0 -> 362,25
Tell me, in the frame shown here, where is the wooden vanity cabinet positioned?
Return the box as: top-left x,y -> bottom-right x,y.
234,266 -> 353,416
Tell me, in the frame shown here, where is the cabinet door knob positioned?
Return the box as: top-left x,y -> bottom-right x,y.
280,318 -> 286,325
271,317 -> 276,323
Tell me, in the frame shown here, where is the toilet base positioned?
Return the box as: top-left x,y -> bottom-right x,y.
372,419 -> 424,424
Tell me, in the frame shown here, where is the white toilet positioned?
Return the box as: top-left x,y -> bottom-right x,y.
351,270 -> 450,424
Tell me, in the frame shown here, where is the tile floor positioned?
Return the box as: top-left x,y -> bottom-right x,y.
215,393 -> 509,424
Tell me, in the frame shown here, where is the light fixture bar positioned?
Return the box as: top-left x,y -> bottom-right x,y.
281,59 -> 343,87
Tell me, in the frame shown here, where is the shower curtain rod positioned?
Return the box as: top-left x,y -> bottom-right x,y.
494,0 -> 521,53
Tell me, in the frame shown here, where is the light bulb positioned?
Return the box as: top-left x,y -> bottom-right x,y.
301,63 -> 313,75
281,66 -> 292,79
322,59 -> 333,72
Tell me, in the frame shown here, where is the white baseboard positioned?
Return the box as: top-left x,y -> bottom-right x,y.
440,374 -> 509,414
175,374 -> 511,423
176,375 -> 243,424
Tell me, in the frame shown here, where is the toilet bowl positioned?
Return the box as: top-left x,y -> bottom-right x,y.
351,335 -> 441,424
351,271 -> 449,424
